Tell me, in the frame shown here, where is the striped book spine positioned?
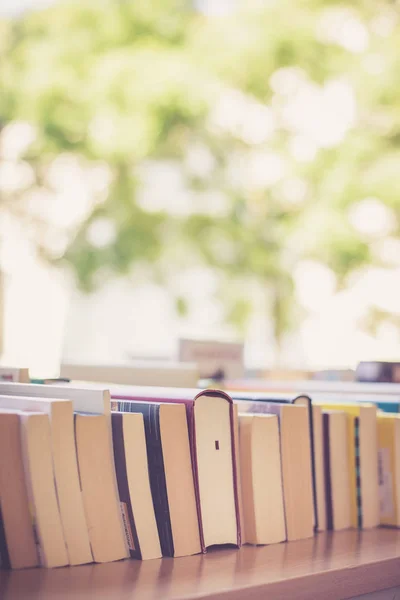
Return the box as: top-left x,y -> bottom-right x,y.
354,417 -> 362,529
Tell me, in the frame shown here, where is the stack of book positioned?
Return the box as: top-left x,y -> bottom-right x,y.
0,375 -> 399,571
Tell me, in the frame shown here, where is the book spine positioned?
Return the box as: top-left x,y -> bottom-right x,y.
293,396 -> 318,531
117,402 -> 174,557
355,417 -> 363,529
111,414 -> 141,559
323,414 -> 333,530
19,419 -> 44,567
0,505 -> 11,569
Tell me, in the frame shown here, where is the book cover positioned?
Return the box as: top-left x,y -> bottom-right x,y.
376,413 -> 400,527
111,386 -> 241,552
111,413 -> 141,559
235,400 -> 314,541
0,506 -> 11,569
113,401 -> 174,557
315,402 -> 379,529
323,413 -> 333,531
230,391 -> 318,531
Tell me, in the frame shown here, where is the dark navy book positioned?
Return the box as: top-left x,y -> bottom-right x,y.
112,401 -> 174,558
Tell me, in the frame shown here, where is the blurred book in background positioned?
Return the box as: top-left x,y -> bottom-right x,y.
60,362 -> 199,389
0,367 -> 29,383
179,338 -> 244,381
356,361 -> 400,383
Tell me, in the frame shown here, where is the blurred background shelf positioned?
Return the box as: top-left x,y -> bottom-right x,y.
1,529 -> 400,600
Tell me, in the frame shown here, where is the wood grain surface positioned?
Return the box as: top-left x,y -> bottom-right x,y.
1,529 -> 400,600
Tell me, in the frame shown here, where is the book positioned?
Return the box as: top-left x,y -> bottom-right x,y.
75,413 -> 129,563
0,410 -> 38,569
0,382 -> 128,553
0,395 -> 92,566
308,391 -> 400,416
316,402 -> 379,529
235,400 -> 314,541
111,412 -> 162,560
229,391 -> 320,532
0,382 -> 110,415
60,361 -> 199,388
231,404 -> 244,536
377,413 -> 400,527
225,377 -> 400,394
356,361 -> 400,383
112,402 -> 200,558
110,385 -> 241,551
238,414 -> 286,545
323,411 -> 352,531
0,367 -> 29,383
312,405 -> 327,532
179,338 -> 244,380
19,411 -> 69,568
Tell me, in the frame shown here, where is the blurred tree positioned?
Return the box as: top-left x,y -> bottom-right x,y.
1,0 -> 400,361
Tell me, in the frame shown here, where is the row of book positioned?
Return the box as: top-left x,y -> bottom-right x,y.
0,377 -> 399,571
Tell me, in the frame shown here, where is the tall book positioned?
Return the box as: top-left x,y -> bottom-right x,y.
111,412 -> 162,560
229,391 -> 321,531
238,414 -> 286,545
0,411 -> 38,569
110,385 -> 241,552
312,405 -> 326,531
0,382 -> 128,556
0,395 -> 92,566
112,402 -> 200,558
19,411 -> 69,568
236,400 -> 314,541
377,413 -> 400,527
235,399 -> 314,541
323,411 -> 352,531
316,401 -> 379,529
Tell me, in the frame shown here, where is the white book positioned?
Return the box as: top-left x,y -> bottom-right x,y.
60,361 -> 199,388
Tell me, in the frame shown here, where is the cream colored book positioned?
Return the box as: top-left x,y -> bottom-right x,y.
19,411 -> 69,568
377,413 -> 400,527
0,382 -> 128,557
0,395 -> 92,565
235,400 -> 314,541
75,413 -> 129,563
239,414 -> 286,545
0,410 -> 38,569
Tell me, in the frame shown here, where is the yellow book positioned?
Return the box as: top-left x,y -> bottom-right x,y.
377,413 -> 400,527
315,402 -> 379,529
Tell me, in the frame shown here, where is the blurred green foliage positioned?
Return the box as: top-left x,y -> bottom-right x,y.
1,0 -> 400,351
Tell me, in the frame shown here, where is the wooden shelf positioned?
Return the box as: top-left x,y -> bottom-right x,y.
1,529 -> 400,600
